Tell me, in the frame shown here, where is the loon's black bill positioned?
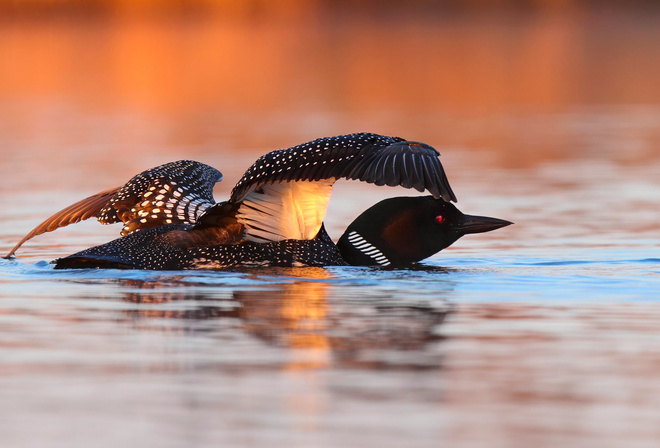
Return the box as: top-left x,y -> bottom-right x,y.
458,215 -> 513,235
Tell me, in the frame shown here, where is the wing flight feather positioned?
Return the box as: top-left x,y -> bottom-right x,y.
4,187 -> 120,258
225,133 -> 456,244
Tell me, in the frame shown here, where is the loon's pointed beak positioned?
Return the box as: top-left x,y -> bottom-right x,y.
457,214 -> 513,235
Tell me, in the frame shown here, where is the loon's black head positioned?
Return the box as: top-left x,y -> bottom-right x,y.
337,196 -> 512,267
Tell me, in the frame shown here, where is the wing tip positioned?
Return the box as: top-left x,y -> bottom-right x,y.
4,186 -> 121,258
3,233 -> 37,259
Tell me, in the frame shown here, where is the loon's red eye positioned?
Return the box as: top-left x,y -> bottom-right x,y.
435,215 -> 443,223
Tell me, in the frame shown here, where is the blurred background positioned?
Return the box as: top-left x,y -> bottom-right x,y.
2,0 -> 660,185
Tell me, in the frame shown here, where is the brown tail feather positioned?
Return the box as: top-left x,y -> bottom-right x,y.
3,187 -> 120,258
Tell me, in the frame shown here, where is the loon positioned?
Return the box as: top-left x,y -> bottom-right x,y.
4,133 -> 511,269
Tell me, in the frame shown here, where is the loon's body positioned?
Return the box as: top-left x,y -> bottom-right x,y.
4,133 -> 511,269
54,223 -> 347,269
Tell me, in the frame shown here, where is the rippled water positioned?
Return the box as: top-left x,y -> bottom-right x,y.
2,7 -> 660,448
3,152 -> 660,447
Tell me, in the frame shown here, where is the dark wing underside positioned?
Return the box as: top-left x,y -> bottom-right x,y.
4,160 -> 222,258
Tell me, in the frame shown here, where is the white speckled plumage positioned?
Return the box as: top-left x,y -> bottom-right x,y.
97,160 -> 222,234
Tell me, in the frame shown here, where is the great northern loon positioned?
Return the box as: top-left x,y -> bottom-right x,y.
4,133 -> 511,269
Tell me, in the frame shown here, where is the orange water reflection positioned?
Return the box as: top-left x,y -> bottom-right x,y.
1,5 -> 660,172
84,268 -> 450,372
3,7 -> 659,110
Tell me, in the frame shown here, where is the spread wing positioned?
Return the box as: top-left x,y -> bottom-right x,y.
223,133 -> 456,243
4,160 -> 222,258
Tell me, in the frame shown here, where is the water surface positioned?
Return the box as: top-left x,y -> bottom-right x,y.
2,7 -> 660,448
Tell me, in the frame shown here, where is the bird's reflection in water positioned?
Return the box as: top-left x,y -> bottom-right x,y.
116,278 -> 241,321
111,267 -> 451,369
